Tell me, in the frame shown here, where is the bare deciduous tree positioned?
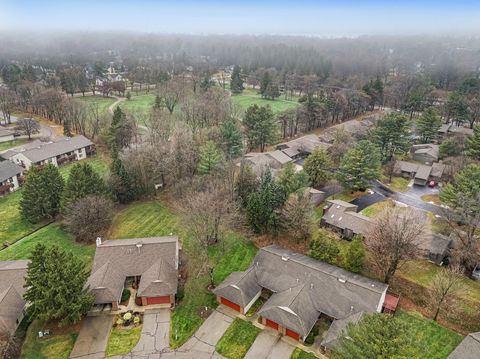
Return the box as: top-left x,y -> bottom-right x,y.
365,207 -> 426,284
280,190 -> 315,242
429,264 -> 464,321
14,118 -> 40,139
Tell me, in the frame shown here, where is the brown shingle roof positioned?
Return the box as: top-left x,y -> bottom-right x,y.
322,200 -> 372,235
86,237 -> 178,304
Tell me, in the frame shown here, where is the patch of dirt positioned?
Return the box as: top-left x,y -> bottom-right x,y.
196,307 -> 213,319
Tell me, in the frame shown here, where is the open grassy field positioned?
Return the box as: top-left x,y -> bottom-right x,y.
396,310 -> 462,359
0,138 -> 32,152
361,199 -> 394,217
118,94 -> 156,124
215,318 -> 261,359
105,325 -> 142,357
77,95 -> 116,115
231,88 -> 299,115
20,320 -> 79,359
0,223 -> 95,265
109,200 -> 258,348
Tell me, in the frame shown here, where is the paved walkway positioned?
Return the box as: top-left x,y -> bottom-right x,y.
70,315 -> 113,359
244,329 -> 295,359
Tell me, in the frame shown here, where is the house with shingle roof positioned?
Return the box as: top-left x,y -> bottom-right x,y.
448,332 -> 480,359
0,161 -> 24,196
244,150 -> 292,177
86,237 -> 179,311
0,260 -> 29,338
320,200 -> 373,240
1,135 -> 95,170
394,160 -> 445,186
410,144 -> 439,163
276,134 -> 332,159
214,246 -> 388,343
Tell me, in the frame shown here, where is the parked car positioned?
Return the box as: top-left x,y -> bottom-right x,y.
428,180 -> 436,188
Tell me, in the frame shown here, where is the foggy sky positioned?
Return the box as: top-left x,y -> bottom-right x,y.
2,0 -> 480,36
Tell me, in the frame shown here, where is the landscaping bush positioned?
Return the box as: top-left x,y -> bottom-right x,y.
121,289 -> 131,302
304,324 -> 320,345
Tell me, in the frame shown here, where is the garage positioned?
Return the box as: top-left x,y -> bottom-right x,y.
285,328 -> 300,340
220,297 -> 241,312
146,296 -> 171,305
265,318 -> 279,331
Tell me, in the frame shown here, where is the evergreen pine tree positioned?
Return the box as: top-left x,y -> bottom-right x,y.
466,125 -> 480,160
259,71 -> 271,98
24,244 -> 94,326
109,106 -> 127,154
343,235 -> 366,273
230,65 -> 244,94
371,112 -> 410,161
417,107 -> 442,143
61,162 -> 105,210
219,119 -> 243,159
198,140 -> 223,175
244,104 -> 277,152
338,141 -> 382,191
277,162 -> 310,198
20,164 -> 64,223
110,157 -> 137,204
303,147 -> 333,187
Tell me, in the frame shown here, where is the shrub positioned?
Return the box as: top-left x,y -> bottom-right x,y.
121,289 -> 131,302
116,318 -> 124,326
123,312 -> 132,321
134,316 -> 140,325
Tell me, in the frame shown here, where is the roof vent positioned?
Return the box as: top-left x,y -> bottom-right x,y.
310,283 -> 314,289
296,278 -> 299,283
136,242 -> 143,249
338,276 -> 347,283
339,217 -> 343,221
96,237 -> 102,247
336,205 -> 340,209
331,214 -> 335,218
281,255 -> 290,261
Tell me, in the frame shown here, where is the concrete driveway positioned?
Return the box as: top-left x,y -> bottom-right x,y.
69,315 -> 113,359
244,330 -> 295,359
130,308 -> 170,354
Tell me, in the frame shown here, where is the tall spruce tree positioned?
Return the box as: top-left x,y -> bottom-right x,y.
417,107 -> 442,143
61,162 -> 105,210
20,164 -> 64,223
220,119 -> 243,158
303,147 -> 333,187
198,140 -> 223,175
110,157 -> 137,204
338,140 -> 382,191
244,104 -> 277,152
259,71 -> 271,98
24,244 -> 94,326
230,65 -> 244,94
466,125 -> 480,160
371,112 -> 410,162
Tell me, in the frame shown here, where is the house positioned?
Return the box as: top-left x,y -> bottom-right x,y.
0,161 -> 24,196
276,134 -> 331,159
447,332 -> 480,359
438,123 -> 474,141
1,135 -> 95,170
86,237 -> 179,311
214,245 -> 388,343
306,187 -> 326,207
410,144 -> 439,164
321,200 -> 373,240
417,233 -> 452,265
394,160 -> 445,186
0,260 -> 29,338
244,150 -> 292,177
0,129 -> 14,143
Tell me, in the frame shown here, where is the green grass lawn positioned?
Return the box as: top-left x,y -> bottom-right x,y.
396,310 -> 463,359
0,138 -> 32,151
77,95 -> 116,115
0,224 -> 95,266
361,200 -> 394,218
387,176 -> 411,192
109,200 -> 258,348
215,318 -> 261,359
59,155 -> 110,180
105,325 -> 142,357
398,260 -> 480,303
290,349 -> 319,359
118,94 -> 156,124
20,320 -> 78,359
231,88 -> 299,115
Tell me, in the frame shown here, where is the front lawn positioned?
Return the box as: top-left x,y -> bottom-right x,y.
383,176 -> 410,192
215,318 -> 261,359
20,319 -> 78,359
59,154 -> 110,180
0,224 -> 95,267
396,310 -> 463,359
421,194 -> 441,205
361,200 -> 394,218
290,349 -> 319,359
105,325 -> 142,357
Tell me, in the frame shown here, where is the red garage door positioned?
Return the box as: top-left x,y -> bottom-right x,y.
265,318 -> 279,331
146,296 -> 171,305
286,328 -> 300,340
220,297 -> 241,312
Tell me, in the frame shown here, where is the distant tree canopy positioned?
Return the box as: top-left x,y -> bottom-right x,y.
466,125 -> 480,160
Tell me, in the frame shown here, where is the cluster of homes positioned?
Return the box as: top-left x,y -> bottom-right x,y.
0,135 -> 94,196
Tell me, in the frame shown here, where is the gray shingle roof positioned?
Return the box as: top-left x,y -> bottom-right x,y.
3,136 -> 93,163
0,161 -> 23,182
278,134 -> 331,155
0,260 -> 29,335
322,200 -> 372,235
448,332 -> 480,359
215,246 -> 387,338
86,237 -> 178,304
